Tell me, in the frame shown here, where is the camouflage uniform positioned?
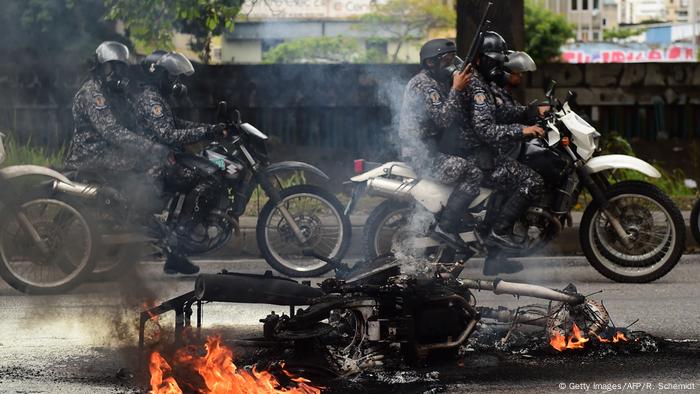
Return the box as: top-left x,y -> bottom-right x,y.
65,77 -> 164,173
131,85 -> 215,149
465,71 -> 543,200
130,84 -> 223,229
398,69 -> 480,196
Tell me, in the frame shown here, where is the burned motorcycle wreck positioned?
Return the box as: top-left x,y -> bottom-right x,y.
140,255 -> 618,376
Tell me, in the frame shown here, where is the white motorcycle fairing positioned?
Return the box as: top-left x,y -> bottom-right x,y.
353,162 -> 493,214
583,155 -> 661,179
0,165 -> 73,185
350,162 -> 417,182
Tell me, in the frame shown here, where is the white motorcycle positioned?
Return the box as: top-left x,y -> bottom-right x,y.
345,82 -> 685,283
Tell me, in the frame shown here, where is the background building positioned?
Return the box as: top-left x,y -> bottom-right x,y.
219,0 -> 456,64
535,0 -> 619,41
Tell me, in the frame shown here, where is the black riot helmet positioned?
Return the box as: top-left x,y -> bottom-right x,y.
476,31 -> 511,86
420,39 -> 463,83
420,39 -> 457,66
145,51 -> 195,98
94,41 -> 130,92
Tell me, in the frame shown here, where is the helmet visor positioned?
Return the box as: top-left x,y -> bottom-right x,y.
96,41 -> 129,64
156,52 -> 195,77
504,51 -> 537,73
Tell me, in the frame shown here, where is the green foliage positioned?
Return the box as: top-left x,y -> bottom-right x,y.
0,0 -> 124,64
524,0 -> 575,64
603,27 -> 646,41
358,0 -> 456,63
104,0 -> 243,62
262,36 -> 363,64
600,132 -> 694,197
0,135 -> 65,168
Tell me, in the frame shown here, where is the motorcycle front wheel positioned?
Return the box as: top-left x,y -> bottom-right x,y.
0,198 -> 95,294
257,185 -> 351,277
580,180 -> 685,283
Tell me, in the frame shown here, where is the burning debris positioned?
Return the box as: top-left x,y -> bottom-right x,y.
139,255 -> 661,391
148,335 -> 322,394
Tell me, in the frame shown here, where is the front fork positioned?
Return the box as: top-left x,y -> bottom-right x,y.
576,166 -> 633,248
254,168 -> 308,244
343,183 -> 365,217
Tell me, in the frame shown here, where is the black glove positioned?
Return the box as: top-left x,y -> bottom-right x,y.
210,123 -> 228,139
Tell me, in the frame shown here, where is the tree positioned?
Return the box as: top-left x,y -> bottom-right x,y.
523,0 -> 575,64
359,0 -> 456,63
604,27 -> 646,41
0,0 -> 123,63
104,0 -> 243,63
262,37 -> 363,64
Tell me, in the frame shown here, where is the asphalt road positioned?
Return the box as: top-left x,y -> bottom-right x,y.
0,256 -> 699,393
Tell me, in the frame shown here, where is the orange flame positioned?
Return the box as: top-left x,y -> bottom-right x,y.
549,323 -> 589,352
149,335 -> 322,394
595,331 -> 629,343
551,324 -> 630,352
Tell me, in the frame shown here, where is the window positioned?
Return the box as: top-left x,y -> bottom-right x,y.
602,17 -> 607,26
593,0 -> 599,9
582,0 -> 588,10
571,0 -> 577,10
592,31 -> 600,41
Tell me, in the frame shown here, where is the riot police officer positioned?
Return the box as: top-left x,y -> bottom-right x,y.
130,50 -> 227,275
452,32 -> 546,275
491,51 -> 539,126
66,41 -> 168,174
398,39 -> 477,249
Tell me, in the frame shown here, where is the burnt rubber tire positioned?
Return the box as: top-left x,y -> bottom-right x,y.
362,200 -> 413,261
257,184 -> 351,277
690,197 -> 700,245
0,194 -> 96,294
580,181 -> 685,283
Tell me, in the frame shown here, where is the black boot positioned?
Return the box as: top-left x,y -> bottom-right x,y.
483,251 -> 524,276
163,252 -> 200,275
431,191 -> 476,251
486,194 -> 531,249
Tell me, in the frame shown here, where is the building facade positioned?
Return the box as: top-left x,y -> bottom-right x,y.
220,0 -> 456,64
535,0 -> 618,41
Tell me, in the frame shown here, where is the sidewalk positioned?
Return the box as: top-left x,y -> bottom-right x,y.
209,211 -> 699,258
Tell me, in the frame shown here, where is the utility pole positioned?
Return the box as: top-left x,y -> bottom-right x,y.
456,0 -> 525,57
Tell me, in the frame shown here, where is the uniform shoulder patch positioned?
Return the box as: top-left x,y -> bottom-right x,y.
93,93 -> 108,110
151,104 -> 164,118
474,92 -> 487,107
429,90 -> 442,105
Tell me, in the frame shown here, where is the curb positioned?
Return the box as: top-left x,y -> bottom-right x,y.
207,212 -> 699,259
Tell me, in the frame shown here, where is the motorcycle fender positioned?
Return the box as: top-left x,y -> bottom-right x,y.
0,165 -> 73,185
583,155 -> 661,179
264,161 -> 329,181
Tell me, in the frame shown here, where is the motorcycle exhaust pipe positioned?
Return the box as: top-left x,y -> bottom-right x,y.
365,177 -> 413,200
52,180 -> 98,198
461,279 -> 585,305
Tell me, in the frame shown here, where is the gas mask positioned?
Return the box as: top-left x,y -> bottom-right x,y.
477,53 -> 509,86
100,62 -> 129,92
430,52 -> 460,84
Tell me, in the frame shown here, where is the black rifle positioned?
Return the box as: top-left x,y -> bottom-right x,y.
464,1 -> 494,65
